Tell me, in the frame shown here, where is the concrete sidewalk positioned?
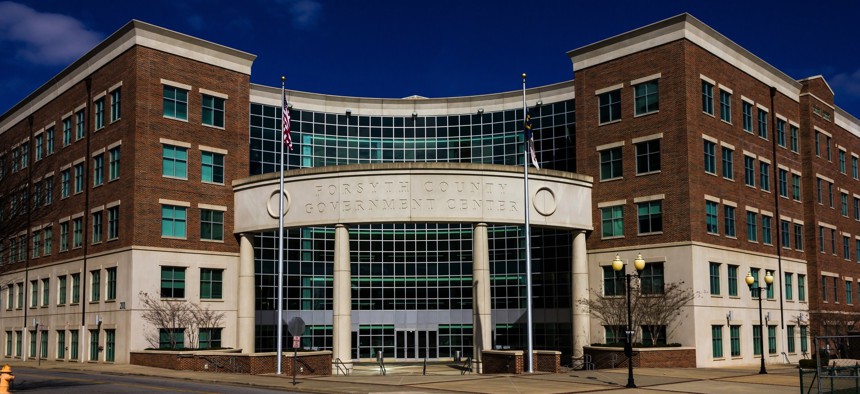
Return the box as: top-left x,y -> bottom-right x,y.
3,359 -> 802,393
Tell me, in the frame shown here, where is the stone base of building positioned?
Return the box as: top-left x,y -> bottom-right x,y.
130,350 -> 332,375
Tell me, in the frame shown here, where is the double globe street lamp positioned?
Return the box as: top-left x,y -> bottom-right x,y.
612,253 -> 646,389
745,270 -> 774,375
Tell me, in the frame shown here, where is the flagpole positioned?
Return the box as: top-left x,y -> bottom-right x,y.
521,73 -> 534,373
277,76 -> 286,374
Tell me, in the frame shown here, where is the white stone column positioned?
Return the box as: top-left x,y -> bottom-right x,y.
472,223 -> 491,373
333,224 -> 352,368
571,230 -> 590,360
238,233 -> 256,353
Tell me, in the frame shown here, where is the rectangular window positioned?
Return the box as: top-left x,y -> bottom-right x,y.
161,266 -> 186,298
819,226 -> 825,253
602,266 -> 625,296
728,265 -> 738,297
747,212 -> 758,242
108,206 -> 119,240
743,101 -> 753,132
62,117 -> 72,146
781,220 -> 790,249
201,151 -> 225,184
634,80 -> 660,116
753,325 -> 762,356
198,328 -> 222,349
15,331 -> 21,357
163,85 -> 188,120
108,146 -> 120,181
110,88 -> 121,122
842,193 -> 849,217
72,217 -> 82,248
106,267 -> 116,301
16,283 -> 22,309
706,201 -> 718,234
854,157 -> 859,179
74,163 -> 84,194
720,91 -> 731,122
89,329 -> 99,361
840,150 -> 847,173
845,236 -> 852,260
46,127 -> 54,155
785,273 -> 793,300
71,273 -> 80,304
40,331 -> 47,358
762,215 -> 772,245
90,270 -> 100,302
709,262 -> 721,295
829,182 -> 834,208
640,263 -> 664,295
75,110 -> 85,140
635,140 -> 660,174
162,145 -> 188,179
30,280 -> 37,308
601,206 -> 624,238
93,155 -> 104,186
92,211 -> 102,244
70,330 -> 79,360
722,147 -> 734,179
29,330 -> 36,357
801,326 -> 809,353
200,268 -> 223,299
790,125 -> 799,153
598,89 -> 621,123
712,325 -> 724,358
730,325 -> 741,357
599,147 -> 622,180
32,232 -> 40,258
822,275 -> 828,302
41,278 -> 49,306
58,275 -> 67,305
60,222 -> 69,251
57,330 -> 65,359
200,209 -> 224,241
787,325 -> 796,354
832,228 -> 837,254
45,177 -> 53,206
788,173 -> 799,201
637,201 -> 663,234
778,169 -> 788,197
815,131 -> 821,156
826,135 -> 832,161
768,325 -> 777,354
201,95 -> 225,127
61,169 -> 70,198
777,119 -> 786,147
847,280 -> 854,304
702,81 -> 714,115
757,108 -> 768,139
759,162 -> 770,192
105,329 -> 115,362
817,179 -> 823,204
744,156 -> 755,187
35,134 -> 43,161
704,140 -> 716,174
159,329 -> 185,350
161,205 -> 187,238
724,206 -> 736,237
94,98 -> 104,130
4,332 -> 11,357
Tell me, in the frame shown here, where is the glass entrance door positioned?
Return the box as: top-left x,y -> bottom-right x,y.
394,330 -> 437,360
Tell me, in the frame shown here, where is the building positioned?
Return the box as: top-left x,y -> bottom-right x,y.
1,13 -> 858,368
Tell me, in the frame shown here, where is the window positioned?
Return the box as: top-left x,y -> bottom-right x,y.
801,326 -> 809,353
639,263 -> 664,294
778,169 -> 788,197
62,117 -> 72,146
819,226 -> 825,253
744,156 -> 755,187
843,193 -> 850,217
74,163 -> 84,194
762,215 -> 772,245
106,267 -> 116,301
753,325 -> 762,356
854,157 -> 859,180
634,80 -> 658,115
826,135 -> 832,161
601,206 -> 623,238
14,331 -> 21,357
5,287 -> 11,310
161,205 -> 187,238
706,201 -> 718,234
16,283 -> 22,309
598,89 -> 621,123
159,329 -> 185,349
641,326 -> 667,346
742,101 -> 753,132
768,326 -> 777,354
163,85 -> 188,120
815,131 -> 821,156
200,209 -> 224,241
161,266 -> 186,298
72,217 -> 82,248
790,125 -> 799,152
108,146 -> 120,181
198,328 -> 222,349
35,134 -> 43,161
61,169 -> 70,198
789,172 -> 801,198
635,140 -> 660,174
832,228 -> 837,254
822,275 -> 828,302
93,155 -> 104,186
781,220 -> 790,248
71,273 -> 80,303
57,330 -> 65,359
602,266 -> 625,296
70,330 -> 79,360
730,326 -> 741,357
75,110 -> 85,140
757,108 -> 768,139
747,212 -> 758,242
599,147 -> 622,180
728,265 -> 738,297
709,262 -> 721,295
722,147 -> 734,179
847,280 -> 854,304
162,145 -> 188,179
90,270 -> 100,302
712,325 -> 724,358
798,274 -> 806,301
704,140 -> 716,174
719,90 -> 732,122
58,276 -> 67,305
784,273 -> 793,301
29,330 -> 35,357
94,98 -> 104,130
46,127 -> 54,155
92,211 -> 102,244
60,222 -> 69,251
30,280 -> 37,308
759,162 -> 770,192
32,232 -> 40,258
637,201 -> 662,234
110,88 -> 121,122
829,182 -> 834,208
202,95 -> 225,127
200,268 -> 223,299
41,278 -> 49,306
845,236 -> 852,260
702,80 -> 714,115
89,329 -> 99,361
45,177 -> 53,206
724,206 -> 736,237
787,325 -> 796,354
777,119 -> 786,147
201,151 -> 225,184
4,332 -> 11,356
105,329 -> 115,362
108,206 -> 119,240
840,150 -> 847,173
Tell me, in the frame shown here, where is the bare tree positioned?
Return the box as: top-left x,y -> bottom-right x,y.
189,303 -> 225,348
138,291 -> 226,349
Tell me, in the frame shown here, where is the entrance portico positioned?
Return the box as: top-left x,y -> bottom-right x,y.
233,163 -> 593,366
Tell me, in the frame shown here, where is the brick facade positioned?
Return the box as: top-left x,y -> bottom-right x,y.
584,346 -> 696,369
130,350 -> 332,375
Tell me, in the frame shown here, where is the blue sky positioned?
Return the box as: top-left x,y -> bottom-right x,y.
1,1 -> 860,117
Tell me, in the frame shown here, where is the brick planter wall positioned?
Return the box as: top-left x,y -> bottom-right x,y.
583,346 -> 696,369
130,350 -> 332,375
481,350 -> 561,374
534,350 -> 561,373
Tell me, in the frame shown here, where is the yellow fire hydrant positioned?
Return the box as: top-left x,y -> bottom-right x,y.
0,364 -> 13,394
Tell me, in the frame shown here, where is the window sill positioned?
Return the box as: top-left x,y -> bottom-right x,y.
201,181 -> 226,186
720,118 -> 732,126
707,232 -> 720,237
163,116 -> 189,123
705,171 -> 718,177
712,357 -> 725,361
93,184 -> 103,189
200,299 -> 224,303
633,110 -> 658,118
161,236 -> 187,240
710,294 -> 722,298
702,111 -> 715,118
161,175 -> 189,181
745,184 -> 757,189
200,239 -> 225,243
201,123 -> 225,130
600,177 -> 623,183
105,299 -> 116,303
638,231 -> 663,236
598,119 -> 622,126
89,301 -> 100,304
108,178 -> 120,183
601,236 -> 625,240
722,177 -> 735,182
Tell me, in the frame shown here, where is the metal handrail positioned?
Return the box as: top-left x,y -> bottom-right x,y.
334,358 -> 350,376
461,356 -> 472,375
378,355 -> 386,375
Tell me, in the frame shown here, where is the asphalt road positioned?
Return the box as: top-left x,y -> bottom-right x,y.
9,366 -> 297,393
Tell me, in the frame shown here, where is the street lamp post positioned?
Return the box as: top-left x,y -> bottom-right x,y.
745,270 -> 774,375
612,253 -> 646,389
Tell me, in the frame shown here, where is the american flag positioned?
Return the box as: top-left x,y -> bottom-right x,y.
283,91 -> 293,150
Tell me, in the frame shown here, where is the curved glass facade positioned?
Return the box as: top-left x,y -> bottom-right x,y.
249,97 -> 576,360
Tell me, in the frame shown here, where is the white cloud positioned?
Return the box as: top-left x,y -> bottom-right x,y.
0,1 -> 102,65
831,68 -> 860,98
277,0 -> 322,29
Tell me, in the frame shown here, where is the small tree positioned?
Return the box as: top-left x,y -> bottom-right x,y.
188,303 -> 225,348
138,291 -> 226,349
